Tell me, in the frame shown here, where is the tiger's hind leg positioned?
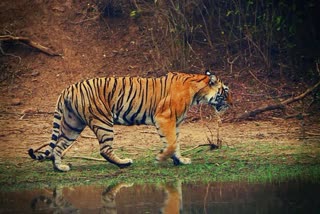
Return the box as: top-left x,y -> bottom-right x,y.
52,110 -> 85,172
89,119 -> 133,168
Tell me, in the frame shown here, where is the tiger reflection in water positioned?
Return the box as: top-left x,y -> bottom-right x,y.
100,183 -> 133,214
101,182 -> 183,214
30,188 -> 78,213
30,182 -> 183,213
161,181 -> 183,214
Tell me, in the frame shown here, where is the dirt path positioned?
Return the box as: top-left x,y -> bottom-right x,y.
1,111 -> 319,162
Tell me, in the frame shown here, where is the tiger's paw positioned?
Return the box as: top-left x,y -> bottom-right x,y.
54,164 -> 71,172
156,153 -> 168,162
116,159 -> 133,169
171,156 -> 191,166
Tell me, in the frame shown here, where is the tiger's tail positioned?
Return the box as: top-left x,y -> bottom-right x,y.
28,105 -> 63,161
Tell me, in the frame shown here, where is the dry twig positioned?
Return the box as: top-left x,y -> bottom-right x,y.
227,55 -> 239,74
245,34 -> 269,68
248,69 -> 280,93
183,115 -> 222,154
181,144 -> 214,154
30,140 -> 77,158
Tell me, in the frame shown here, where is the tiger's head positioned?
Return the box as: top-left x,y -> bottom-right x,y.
195,70 -> 232,113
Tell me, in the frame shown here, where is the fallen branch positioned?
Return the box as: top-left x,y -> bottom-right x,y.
80,134 -> 96,139
61,141 -> 77,157
69,156 -> 106,162
248,69 -> 280,93
236,80 -> 320,120
245,34 -> 269,68
32,143 -> 49,153
181,143 -> 216,154
30,140 -> 77,158
0,35 -> 62,56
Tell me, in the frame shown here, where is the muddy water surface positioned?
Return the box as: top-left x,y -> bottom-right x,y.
1,180 -> 319,213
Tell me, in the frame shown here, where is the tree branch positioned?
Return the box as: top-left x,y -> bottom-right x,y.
0,35 -> 62,56
235,80 -> 320,120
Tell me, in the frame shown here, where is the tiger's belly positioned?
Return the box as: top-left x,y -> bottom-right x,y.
113,114 -> 154,126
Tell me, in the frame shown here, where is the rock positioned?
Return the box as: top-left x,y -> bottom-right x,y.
31,71 -> 40,77
11,98 -> 22,106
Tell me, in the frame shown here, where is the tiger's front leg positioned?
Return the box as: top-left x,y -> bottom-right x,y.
171,142 -> 191,166
171,128 -> 191,165
155,119 -> 191,165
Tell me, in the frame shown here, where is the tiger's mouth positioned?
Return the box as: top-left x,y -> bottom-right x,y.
209,94 -> 230,113
210,101 -> 230,113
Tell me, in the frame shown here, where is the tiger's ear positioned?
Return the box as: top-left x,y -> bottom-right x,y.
205,70 -> 217,85
205,69 -> 211,76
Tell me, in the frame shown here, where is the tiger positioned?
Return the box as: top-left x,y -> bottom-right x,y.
28,70 -> 232,172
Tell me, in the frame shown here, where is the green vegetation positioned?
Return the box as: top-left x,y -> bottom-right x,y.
99,0 -> 319,80
1,140 -> 319,191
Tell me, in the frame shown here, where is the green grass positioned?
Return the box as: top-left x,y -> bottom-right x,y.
1,141 -> 319,191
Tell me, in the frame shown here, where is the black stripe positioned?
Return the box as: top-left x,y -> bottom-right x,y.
100,144 -> 112,151
83,81 -> 94,102
130,91 -> 145,123
122,86 -> 138,123
28,149 -> 36,159
64,99 -> 73,113
90,111 -> 113,127
51,134 -> 58,141
56,149 -> 62,155
103,78 -> 108,96
140,111 -> 147,124
53,122 -> 60,129
56,145 -> 64,151
162,75 -> 168,98
126,78 -> 134,102
193,76 -> 207,83
182,76 -> 192,84
145,78 -> 148,104
92,125 -> 113,134
54,114 -> 61,120
60,133 -> 76,141
123,104 -> 134,124
64,120 -> 83,133
99,137 -> 114,144
130,78 -> 145,122
71,86 -> 81,122
79,95 -> 89,125
151,113 -> 155,124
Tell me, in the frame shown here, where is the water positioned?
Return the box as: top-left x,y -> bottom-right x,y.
0,180 -> 319,213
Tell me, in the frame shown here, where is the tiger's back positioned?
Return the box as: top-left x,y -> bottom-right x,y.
64,72 -> 207,126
